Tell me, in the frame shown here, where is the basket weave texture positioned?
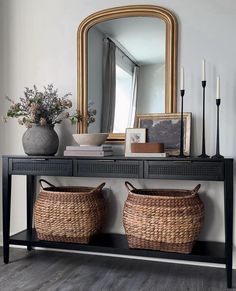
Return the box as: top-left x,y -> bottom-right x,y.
34,179 -> 106,244
123,182 -> 204,254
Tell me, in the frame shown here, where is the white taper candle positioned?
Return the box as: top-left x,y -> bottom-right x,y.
202,59 -> 206,81
180,67 -> 184,90
216,76 -> 220,99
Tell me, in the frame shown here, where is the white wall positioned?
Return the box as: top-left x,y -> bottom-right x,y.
0,0 -> 236,267
137,63 -> 165,113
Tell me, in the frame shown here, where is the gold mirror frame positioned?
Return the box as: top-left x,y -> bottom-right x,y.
77,5 -> 178,141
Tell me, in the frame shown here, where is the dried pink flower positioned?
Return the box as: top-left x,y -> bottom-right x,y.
18,118 -> 24,125
39,118 -> 47,126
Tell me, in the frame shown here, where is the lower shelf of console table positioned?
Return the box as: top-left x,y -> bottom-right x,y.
10,229 -> 225,264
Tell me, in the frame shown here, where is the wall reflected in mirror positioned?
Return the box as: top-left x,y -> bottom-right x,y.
87,17 -> 166,134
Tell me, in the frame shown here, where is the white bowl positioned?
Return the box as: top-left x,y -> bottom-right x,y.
72,133 -> 109,146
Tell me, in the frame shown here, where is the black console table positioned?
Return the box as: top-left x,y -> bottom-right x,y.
2,155 -> 234,288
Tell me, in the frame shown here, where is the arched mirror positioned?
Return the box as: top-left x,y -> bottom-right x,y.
77,5 -> 177,141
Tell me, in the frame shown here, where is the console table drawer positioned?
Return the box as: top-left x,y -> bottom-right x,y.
144,161 -> 224,180
74,160 -> 143,178
9,158 -> 72,176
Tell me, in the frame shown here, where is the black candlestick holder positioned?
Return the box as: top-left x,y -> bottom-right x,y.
212,99 -> 224,159
198,80 -> 209,158
178,89 -> 186,158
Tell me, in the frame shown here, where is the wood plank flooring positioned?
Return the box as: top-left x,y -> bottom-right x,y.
0,247 -> 235,291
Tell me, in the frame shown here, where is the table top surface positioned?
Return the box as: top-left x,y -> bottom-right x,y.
2,155 -> 233,162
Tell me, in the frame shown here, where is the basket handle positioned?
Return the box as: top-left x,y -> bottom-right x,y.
39,179 -> 55,189
94,182 -> 106,192
192,184 -> 201,194
125,181 -> 137,191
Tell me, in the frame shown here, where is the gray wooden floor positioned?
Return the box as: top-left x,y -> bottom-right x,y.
0,247 -> 235,291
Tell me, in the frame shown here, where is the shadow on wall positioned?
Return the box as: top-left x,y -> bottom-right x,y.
56,122 -> 75,156
102,188 -> 121,233
198,189 -> 223,241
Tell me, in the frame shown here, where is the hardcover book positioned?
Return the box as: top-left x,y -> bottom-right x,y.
125,152 -> 168,158
131,142 -> 164,153
64,150 -> 113,157
66,145 -> 112,151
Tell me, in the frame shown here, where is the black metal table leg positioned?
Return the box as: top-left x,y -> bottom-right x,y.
27,175 -> 35,251
224,159 -> 233,288
2,157 -> 12,264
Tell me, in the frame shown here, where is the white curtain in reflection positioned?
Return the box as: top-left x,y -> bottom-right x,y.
101,39 -> 116,133
128,65 -> 139,127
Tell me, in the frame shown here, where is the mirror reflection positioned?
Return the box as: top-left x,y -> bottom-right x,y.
87,17 -> 166,134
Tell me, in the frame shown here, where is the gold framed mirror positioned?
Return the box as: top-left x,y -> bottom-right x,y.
77,5 -> 178,141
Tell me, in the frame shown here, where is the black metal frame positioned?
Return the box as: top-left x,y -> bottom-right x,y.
198,80 -> 209,158
2,155 -> 234,288
212,98 -> 224,159
178,89 -> 186,158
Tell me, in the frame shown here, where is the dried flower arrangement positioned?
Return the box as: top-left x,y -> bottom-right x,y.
3,84 -> 96,128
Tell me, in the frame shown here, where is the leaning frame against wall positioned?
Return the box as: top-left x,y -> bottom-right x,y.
77,5 -> 178,140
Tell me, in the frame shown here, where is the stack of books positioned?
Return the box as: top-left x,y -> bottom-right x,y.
64,145 -> 113,157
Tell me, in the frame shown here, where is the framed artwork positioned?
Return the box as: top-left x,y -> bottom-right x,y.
134,113 -> 191,156
125,128 -> 146,157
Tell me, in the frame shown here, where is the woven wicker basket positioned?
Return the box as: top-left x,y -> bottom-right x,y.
34,179 -> 106,244
123,181 -> 204,254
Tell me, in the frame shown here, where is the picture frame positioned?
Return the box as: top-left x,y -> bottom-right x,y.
125,128 -> 146,157
134,113 -> 192,156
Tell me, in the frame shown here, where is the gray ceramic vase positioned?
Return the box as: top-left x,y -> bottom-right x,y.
22,124 -> 59,156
